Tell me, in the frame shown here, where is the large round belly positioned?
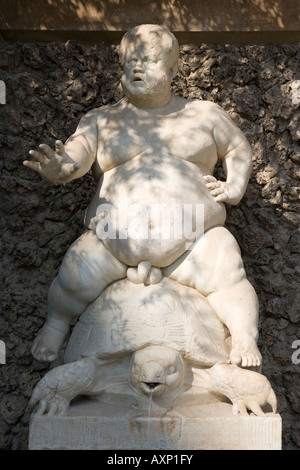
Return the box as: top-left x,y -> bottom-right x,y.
92,152 -> 226,267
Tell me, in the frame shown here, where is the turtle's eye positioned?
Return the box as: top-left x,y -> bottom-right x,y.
167,366 -> 176,375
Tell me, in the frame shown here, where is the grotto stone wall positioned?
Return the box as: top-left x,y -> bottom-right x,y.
0,38 -> 299,449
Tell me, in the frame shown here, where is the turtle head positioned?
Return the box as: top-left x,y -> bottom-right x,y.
129,345 -> 184,397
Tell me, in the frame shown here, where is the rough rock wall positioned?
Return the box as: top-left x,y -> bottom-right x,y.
0,39 -> 299,450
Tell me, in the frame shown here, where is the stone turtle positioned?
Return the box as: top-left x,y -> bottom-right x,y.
30,278 -> 276,416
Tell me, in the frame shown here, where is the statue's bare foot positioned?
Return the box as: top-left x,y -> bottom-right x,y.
230,336 -> 262,368
31,322 -> 69,362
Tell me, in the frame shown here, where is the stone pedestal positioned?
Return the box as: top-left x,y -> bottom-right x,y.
29,398 -> 282,450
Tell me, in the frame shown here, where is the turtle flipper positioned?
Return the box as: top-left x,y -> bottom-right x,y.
208,363 -> 277,417
30,357 -> 98,416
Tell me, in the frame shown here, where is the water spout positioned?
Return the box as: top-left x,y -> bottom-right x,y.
147,391 -> 153,446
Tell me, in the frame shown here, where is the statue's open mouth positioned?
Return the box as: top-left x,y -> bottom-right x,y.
133,76 -> 143,82
141,381 -> 164,396
147,382 -> 160,389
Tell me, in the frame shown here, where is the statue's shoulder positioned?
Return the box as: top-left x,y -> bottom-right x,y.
185,98 -> 223,113
181,99 -> 227,129
82,99 -> 125,122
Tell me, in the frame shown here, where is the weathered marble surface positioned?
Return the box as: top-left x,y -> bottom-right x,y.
1,23 -> 294,449
25,28 -> 280,452
25,25 -> 261,371
29,278 -> 277,418
29,399 -> 282,450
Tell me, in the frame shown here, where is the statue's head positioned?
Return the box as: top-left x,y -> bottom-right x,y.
129,345 -> 184,397
120,24 -> 179,106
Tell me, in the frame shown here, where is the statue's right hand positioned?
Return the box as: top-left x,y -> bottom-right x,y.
23,140 -> 81,183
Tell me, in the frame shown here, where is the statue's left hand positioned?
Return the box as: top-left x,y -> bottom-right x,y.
203,175 -> 242,205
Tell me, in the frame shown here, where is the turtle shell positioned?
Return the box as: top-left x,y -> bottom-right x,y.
64,277 -> 230,365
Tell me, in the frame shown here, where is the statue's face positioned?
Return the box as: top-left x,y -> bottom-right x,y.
129,346 -> 184,397
121,37 -> 173,101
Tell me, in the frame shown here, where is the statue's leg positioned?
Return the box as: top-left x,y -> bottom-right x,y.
31,230 -> 127,361
162,226 -> 262,368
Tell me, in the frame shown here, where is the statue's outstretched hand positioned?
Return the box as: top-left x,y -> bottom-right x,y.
203,175 -> 241,205
23,140 -> 81,184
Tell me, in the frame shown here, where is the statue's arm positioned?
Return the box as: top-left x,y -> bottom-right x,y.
23,111 -> 98,184
205,104 -> 252,205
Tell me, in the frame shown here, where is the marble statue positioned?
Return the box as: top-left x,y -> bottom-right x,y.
25,24 -> 277,421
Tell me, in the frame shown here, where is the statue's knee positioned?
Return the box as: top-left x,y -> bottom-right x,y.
212,248 -> 246,291
56,260 -> 80,292
50,271 -> 100,306
51,233 -> 126,302
226,258 -> 246,286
